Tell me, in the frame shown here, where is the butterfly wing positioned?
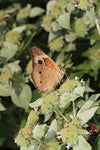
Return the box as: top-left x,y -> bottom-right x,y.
30,47 -> 64,92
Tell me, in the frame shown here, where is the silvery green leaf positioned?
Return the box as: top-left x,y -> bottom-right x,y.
59,92 -> 70,107
1,42 -> 18,61
29,98 -> 43,108
65,33 -> 76,42
73,86 -> 85,97
32,124 -> 46,140
0,83 -> 12,96
83,15 -> 90,25
86,7 -> 94,19
48,30 -> 61,42
66,3 -> 75,13
77,106 -> 98,125
84,86 -> 94,92
67,43 -> 76,51
48,31 -> 56,42
11,85 -> 32,109
29,7 -> 45,18
44,112 -> 53,122
20,145 -> 39,150
60,90 -> 83,107
45,119 -> 57,139
70,93 -> 80,102
86,7 -> 95,28
90,39 -> 95,45
52,22 -> 62,32
73,135 -> 91,150
77,94 -> 100,114
46,0 -> 55,14
5,8 -> 17,13
89,16 -> 96,28
88,94 -> 100,102
8,61 -> 21,74
58,12 -> 70,30
13,26 -> 26,33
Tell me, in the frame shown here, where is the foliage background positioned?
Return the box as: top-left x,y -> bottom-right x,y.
0,0 -> 100,149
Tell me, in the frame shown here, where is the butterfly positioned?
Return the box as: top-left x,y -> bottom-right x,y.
30,46 -> 64,92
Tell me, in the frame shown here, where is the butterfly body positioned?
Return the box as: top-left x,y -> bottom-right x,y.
30,47 -> 64,92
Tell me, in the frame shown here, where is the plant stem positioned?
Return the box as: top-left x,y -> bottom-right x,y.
0,121 -> 18,133
32,137 -> 44,147
17,31 -> 37,58
23,31 -> 37,51
72,100 -> 76,117
56,109 -> 69,123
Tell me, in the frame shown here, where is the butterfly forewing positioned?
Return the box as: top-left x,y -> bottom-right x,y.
30,46 -> 64,92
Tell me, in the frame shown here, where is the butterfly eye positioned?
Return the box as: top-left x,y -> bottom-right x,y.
38,60 -> 42,64
40,81 -> 42,83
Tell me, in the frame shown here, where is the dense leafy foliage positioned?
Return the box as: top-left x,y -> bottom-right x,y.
0,0 -> 100,150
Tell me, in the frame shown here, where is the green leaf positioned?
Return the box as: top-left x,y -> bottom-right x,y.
46,0 -> 55,14
45,119 -> 57,139
6,8 -> 17,13
59,93 -> 71,108
48,30 -> 61,42
58,12 -> 70,30
29,7 -> 45,18
93,134 -> 100,150
32,124 -> 46,140
52,22 -> 62,32
13,26 -> 26,33
65,32 -> 76,42
67,3 -> 75,13
26,60 -> 32,75
8,61 -> 21,74
59,86 -> 84,107
17,4 -> 31,20
31,90 -> 43,101
49,36 -> 64,51
56,52 -> 65,65
77,94 -> 100,114
85,7 -> 95,28
1,42 -> 18,61
77,106 -> 98,125
20,145 -> 39,150
0,102 -> 6,111
0,65 -> 12,83
11,85 -> 32,109
0,10 -> 5,19
84,86 -> 94,92
67,43 -> 76,51
30,98 -> 43,108
73,135 -> 91,150
73,86 -> 85,97
78,0 -> 92,10
0,83 -> 12,96
88,28 -> 100,40
12,73 -> 25,89
74,18 -> 87,37
44,112 -> 53,122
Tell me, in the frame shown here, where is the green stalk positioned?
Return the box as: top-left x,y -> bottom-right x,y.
31,137 -> 44,147
72,100 -> 76,117
56,109 -> 69,123
23,31 -> 37,51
